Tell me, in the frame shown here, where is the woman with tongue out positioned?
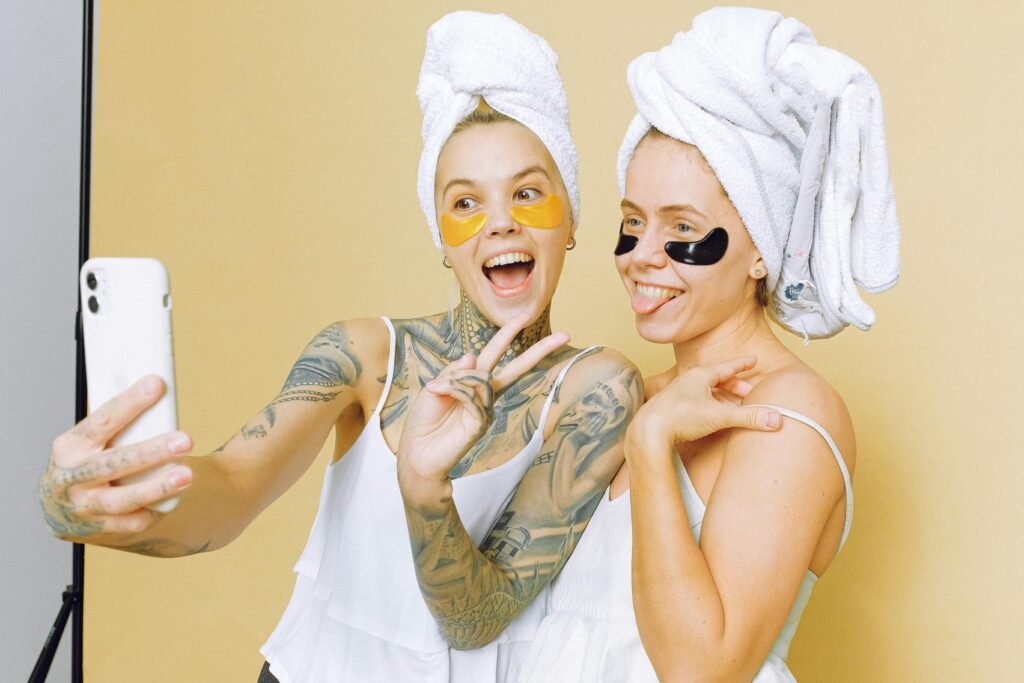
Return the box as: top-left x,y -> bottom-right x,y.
521,8 -> 900,682
37,12 -> 640,683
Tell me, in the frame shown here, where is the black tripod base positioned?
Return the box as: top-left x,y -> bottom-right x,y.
29,586 -> 80,683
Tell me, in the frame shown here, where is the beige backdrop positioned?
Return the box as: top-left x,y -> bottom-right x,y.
86,1 -> 1024,680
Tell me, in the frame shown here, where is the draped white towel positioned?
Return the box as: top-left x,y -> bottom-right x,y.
616,7 -> 900,339
417,11 -> 579,249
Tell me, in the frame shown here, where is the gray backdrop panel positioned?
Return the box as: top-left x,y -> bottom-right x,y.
1,0 -> 85,678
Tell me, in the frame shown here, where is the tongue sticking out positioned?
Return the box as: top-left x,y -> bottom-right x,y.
486,262 -> 533,290
631,292 -> 676,315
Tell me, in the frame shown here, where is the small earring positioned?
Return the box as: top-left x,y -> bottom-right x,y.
442,256 -> 452,269
566,237 -> 577,251
754,268 -> 763,277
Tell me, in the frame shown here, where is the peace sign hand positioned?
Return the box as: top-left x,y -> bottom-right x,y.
396,315 -> 569,497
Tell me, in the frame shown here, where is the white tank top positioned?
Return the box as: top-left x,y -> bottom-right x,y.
518,407 -> 853,682
262,317 -> 598,682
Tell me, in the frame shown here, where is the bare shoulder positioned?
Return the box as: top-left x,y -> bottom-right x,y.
734,359 -> 856,475
327,316 -> 392,368
546,346 -> 644,428
571,345 -> 637,373
555,346 -> 642,399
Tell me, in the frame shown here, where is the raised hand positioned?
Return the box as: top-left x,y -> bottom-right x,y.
38,375 -> 194,541
397,315 -> 569,491
626,357 -> 781,458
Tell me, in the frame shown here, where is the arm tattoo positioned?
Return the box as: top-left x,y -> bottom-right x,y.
269,388 -> 341,405
217,324 -> 356,452
222,399 -> 279,449
407,503 -> 528,648
282,323 -> 361,391
242,424 -> 267,440
405,361 -> 643,649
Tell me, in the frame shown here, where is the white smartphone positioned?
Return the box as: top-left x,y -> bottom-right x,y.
80,257 -> 180,513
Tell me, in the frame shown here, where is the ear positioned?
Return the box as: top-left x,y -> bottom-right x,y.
749,255 -> 767,280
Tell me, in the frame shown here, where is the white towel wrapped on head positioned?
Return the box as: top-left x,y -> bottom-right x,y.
417,11 -> 579,249
617,7 -> 900,339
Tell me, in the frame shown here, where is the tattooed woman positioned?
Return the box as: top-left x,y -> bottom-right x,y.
37,12 -> 640,683
520,8 -> 899,682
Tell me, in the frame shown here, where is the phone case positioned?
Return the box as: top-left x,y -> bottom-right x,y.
80,257 -> 180,513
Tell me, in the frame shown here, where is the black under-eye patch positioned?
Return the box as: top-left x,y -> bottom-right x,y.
665,227 -> 729,265
613,222 -> 638,255
614,222 -> 730,265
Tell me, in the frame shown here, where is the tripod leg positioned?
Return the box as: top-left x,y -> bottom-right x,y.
28,587 -> 79,683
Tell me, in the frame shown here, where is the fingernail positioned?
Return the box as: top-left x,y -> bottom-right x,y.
167,433 -> 190,452
142,375 -> 162,397
764,412 -> 781,429
168,468 -> 192,488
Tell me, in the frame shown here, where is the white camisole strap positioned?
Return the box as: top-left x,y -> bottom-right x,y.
748,404 -> 854,555
535,346 -> 600,434
372,316 -> 398,417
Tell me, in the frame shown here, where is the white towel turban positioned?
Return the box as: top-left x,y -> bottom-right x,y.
417,11 -> 579,250
617,7 -> 900,339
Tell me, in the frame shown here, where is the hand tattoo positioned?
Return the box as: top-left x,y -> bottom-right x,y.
37,471 -> 103,538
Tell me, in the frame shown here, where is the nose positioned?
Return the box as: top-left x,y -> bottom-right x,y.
486,201 -> 520,238
630,228 -> 668,269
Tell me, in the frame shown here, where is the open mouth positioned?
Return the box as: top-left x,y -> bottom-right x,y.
632,282 -> 683,314
483,252 -> 535,295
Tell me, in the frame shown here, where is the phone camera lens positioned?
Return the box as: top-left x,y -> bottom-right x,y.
88,296 -> 99,313
86,272 -> 97,290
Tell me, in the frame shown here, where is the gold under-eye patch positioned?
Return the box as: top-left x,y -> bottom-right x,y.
440,212 -> 488,246
510,194 -> 564,229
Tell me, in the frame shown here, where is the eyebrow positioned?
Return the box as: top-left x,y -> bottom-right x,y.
442,178 -> 474,196
658,204 -> 709,220
619,199 -> 709,220
620,199 -> 644,214
512,165 -> 551,183
443,165 -> 551,198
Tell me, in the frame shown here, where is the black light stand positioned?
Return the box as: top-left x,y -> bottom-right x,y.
29,1 -> 93,680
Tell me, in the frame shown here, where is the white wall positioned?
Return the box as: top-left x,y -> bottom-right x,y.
0,1 -> 84,679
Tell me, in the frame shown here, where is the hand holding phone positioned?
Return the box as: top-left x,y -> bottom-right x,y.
80,257 -> 181,512
40,375 -> 194,541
